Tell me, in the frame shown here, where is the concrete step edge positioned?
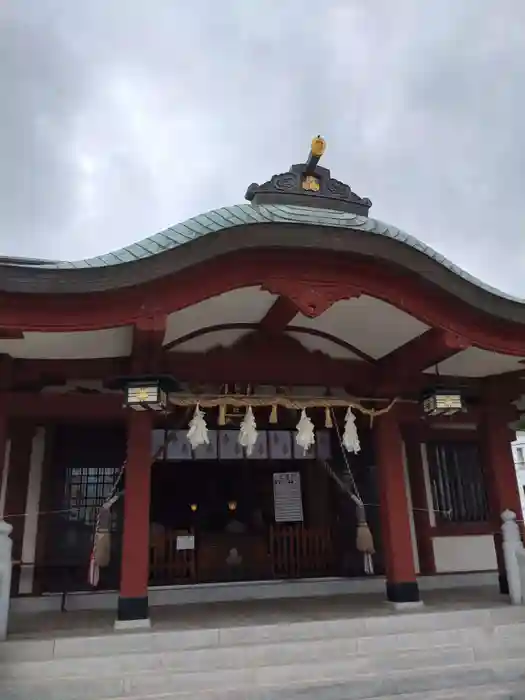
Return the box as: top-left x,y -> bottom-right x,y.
3,617 -> 525,665
4,635 -> 525,679
0,641 -> 478,678
4,613 -> 525,662
93,681 -> 525,700
2,653 -> 525,692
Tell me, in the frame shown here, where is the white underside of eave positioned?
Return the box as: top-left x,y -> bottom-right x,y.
0,288 -> 522,377
426,347 -> 524,377
0,327 -> 133,360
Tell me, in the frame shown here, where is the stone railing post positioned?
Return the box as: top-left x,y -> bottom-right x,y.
0,519 -> 13,640
501,510 -> 523,605
517,548 -> 525,605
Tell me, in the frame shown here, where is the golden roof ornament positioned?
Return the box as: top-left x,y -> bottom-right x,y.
245,134 -> 372,216
310,135 -> 326,159
301,135 -> 326,191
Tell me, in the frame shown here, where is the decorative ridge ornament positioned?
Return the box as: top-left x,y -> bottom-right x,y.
245,136 -> 371,216
310,135 -> 327,159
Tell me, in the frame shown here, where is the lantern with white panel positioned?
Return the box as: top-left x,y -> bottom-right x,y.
126,381 -> 166,411
422,388 -> 463,417
111,375 -> 180,412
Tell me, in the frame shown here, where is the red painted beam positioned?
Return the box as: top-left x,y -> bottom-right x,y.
6,391 -> 124,420
376,328 -> 470,380
0,329 -> 23,340
131,314 -> 166,375
11,346 -> 492,398
166,349 -> 372,389
165,332 -> 374,389
259,296 -> 298,334
12,357 -> 128,388
14,352 -> 368,388
0,250 -> 524,357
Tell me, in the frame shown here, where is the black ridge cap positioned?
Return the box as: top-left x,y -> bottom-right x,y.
245,137 -> 372,216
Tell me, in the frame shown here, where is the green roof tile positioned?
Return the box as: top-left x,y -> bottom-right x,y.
9,203 -> 524,304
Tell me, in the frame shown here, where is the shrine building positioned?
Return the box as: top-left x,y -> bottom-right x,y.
0,137 -> 524,629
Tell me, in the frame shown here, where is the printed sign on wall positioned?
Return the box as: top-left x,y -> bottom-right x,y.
273,471 -> 304,523
176,535 -> 195,551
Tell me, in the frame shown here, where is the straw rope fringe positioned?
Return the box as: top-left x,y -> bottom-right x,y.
168,394 -> 398,420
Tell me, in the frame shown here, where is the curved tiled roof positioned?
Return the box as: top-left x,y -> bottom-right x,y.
3,203 -> 522,305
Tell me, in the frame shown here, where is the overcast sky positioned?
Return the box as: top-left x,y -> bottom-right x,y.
1,1 -> 525,294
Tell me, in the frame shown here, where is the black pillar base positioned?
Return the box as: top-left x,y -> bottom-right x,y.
117,595 -> 149,621
386,581 -> 420,603
498,573 -> 509,595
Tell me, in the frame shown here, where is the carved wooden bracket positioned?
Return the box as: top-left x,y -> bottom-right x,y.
261,279 -> 361,318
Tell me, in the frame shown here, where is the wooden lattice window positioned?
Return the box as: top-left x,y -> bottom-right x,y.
63,465 -> 120,528
426,441 -> 489,524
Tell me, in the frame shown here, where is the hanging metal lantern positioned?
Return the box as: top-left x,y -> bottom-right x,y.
422,388 -> 463,417
125,380 -> 167,411
110,375 -> 180,412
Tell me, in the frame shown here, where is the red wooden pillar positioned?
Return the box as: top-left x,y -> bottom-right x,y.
3,422 -> 35,593
403,430 -> 436,575
374,410 -> 420,603
117,411 -> 153,625
0,357 -> 11,498
0,398 -> 8,505
479,405 -> 523,595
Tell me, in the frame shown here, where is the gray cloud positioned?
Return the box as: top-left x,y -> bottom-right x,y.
1,0 -> 524,294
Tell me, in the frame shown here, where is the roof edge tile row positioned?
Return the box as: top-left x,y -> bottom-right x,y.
2,203 -> 523,306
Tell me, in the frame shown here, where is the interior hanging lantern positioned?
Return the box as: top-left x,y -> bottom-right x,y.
125,380 -> 167,411
422,388 -> 463,417
112,375 -> 180,412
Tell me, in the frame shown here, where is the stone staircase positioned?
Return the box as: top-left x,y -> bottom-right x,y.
2,603 -> 525,699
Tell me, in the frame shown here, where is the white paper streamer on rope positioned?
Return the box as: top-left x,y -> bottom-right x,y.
187,405 -> 209,450
342,407 -> 361,454
364,553 -> 374,575
238,406 -> 258,456
295,409 -> 315,453
88,552 -> 99,588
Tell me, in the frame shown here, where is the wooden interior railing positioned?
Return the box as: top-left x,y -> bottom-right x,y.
150,529 -> 196,584
150,525 -> 334,583
270,525 -> 334,579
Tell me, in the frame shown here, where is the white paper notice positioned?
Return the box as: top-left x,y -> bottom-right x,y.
273,472 -> 304,523
176,535 -> 195,551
